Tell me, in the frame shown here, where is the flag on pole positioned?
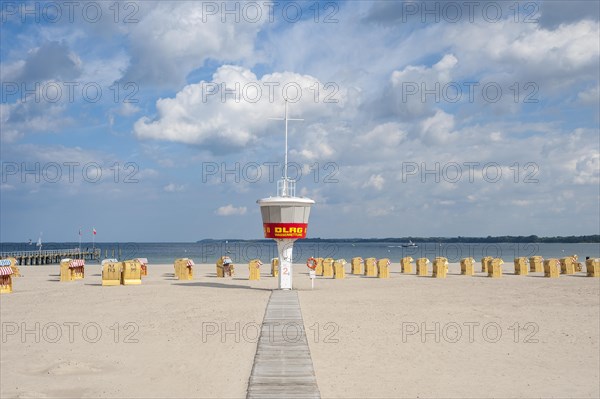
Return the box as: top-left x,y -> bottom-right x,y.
79,229 -> 81,236
93,228 -> 97,235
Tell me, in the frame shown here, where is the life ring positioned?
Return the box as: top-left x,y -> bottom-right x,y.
306,257 -> 317,270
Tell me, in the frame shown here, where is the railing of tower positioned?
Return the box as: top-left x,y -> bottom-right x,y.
277,178 -> 296,197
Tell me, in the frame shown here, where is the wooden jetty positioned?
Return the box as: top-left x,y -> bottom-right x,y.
0,249 -> 100,265
247,290 -> 320,399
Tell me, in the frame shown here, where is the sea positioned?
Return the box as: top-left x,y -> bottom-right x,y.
1,241 -> 599,265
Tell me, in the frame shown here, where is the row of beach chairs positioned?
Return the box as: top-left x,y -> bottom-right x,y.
2,255 -> 598,294
312,256 -> 600,279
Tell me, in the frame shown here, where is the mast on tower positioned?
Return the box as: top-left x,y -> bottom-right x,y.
268,99 -> 304,197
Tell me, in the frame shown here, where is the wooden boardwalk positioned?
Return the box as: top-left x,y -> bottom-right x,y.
247,290 -> 320,399
0,249 -> 100,265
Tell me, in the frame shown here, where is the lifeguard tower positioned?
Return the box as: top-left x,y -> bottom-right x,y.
257,101 -> 315,290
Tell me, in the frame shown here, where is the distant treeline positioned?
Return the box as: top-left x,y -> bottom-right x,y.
198,235 -> 599,243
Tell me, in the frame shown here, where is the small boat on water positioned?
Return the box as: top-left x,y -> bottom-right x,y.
402,240 -> 417,248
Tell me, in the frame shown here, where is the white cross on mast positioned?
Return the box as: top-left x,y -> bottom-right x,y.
269,99 -> 304,196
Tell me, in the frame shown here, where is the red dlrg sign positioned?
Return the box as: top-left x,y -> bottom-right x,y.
263,223 -> 308,239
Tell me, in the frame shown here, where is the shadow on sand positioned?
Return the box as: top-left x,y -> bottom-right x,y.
173,281 -> 272,291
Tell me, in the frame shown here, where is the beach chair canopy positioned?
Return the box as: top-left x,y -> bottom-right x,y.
136,258 -> 148,264
0,266 -> 14,276
0,259 -> 12,266
102,258 -> 119,265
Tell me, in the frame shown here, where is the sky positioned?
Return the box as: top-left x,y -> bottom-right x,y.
0,0 -> 599,242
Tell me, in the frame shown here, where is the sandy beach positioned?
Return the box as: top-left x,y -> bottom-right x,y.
1,262 -> 598,398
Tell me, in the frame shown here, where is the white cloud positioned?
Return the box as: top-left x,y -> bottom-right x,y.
366,205 -> 395,217
113,103 -> 141,117
578,85 -> 600,105
297,187 -> 328,205
363,174 -> 385,191
352,123 -> 407,158
163,183 -> 185,192
0,144 -> 150,198
3,143 -> 98,164
440,20 -> 599,89
418,110 -> 456,145
78,51 -> 129,88
390,54 -> 459,118
573,153 -> 600,185
511,200 -> 532,207
216,204 -> 247,216
109,103 -> 142,128
123,2 -> 267,86
289,123 -> 338,162
438,200 -> 456,206
133,65 -> 348,151
0,60 -> 25,81
499,20 -> 598,71
0,102 -> 73,143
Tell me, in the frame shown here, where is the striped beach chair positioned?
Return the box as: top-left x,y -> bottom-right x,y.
334,259 -> 347,279
136,258 -> 148,276
377,258 -> 390,278
249,259 -> 262,280
71,259 -> 85,280
175,258 -> 194,281
0,263 -> 14,293
350,257 -> 363,275
1,258 -> 20,277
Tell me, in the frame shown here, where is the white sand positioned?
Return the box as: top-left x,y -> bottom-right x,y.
1,263 -> 274,398
1,262 -> 599,398
299,263 -> 600,398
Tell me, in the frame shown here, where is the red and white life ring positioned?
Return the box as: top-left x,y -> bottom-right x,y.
306,257 -> 317,270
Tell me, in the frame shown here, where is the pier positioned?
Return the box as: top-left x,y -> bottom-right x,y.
0,248 -> 100,265
247,290 -> 320,399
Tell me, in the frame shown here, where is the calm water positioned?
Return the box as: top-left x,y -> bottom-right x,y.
2,241 -> 598,264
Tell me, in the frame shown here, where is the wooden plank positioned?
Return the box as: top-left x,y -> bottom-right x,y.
247,290 -> 320,399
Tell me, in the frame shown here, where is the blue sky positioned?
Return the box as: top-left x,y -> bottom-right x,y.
1,0 -> 599,242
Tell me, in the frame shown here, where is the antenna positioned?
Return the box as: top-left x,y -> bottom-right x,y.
269,99 -> 303,196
